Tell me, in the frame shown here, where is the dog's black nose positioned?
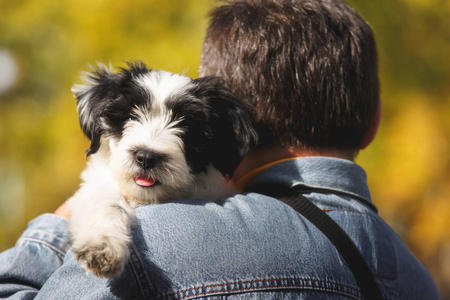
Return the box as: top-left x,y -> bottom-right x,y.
135,150 -> 158,170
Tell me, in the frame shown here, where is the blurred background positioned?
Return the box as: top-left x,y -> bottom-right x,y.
0,0 -> 449,297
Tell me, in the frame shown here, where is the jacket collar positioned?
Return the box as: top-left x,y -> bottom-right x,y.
246,157 -> 377,212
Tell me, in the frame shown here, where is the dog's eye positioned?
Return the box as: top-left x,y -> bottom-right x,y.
127,115 -> 140,122
102,109 -> 135,130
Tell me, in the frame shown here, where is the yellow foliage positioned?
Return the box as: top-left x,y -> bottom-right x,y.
400,0 -> 450,9
408,183 -> 450,258
381,95 -> 447,202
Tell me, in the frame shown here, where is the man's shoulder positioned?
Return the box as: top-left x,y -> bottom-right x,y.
134,193 -> 313,241
134,193 -> 299,240
130,192 -> 440,300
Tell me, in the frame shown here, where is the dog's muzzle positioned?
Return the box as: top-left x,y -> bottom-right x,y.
135,150 -> 160,170
133,150 -> 167,187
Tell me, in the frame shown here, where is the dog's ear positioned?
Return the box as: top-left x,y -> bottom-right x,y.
72,64 -> 121,157
192,77 -> 258,179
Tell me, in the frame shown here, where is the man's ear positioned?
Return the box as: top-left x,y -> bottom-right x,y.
192,77 -> 258,178
72,64 -> 120,157
360,100 -> 382,150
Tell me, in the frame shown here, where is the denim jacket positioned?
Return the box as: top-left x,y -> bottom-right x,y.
0,157 -> 441,299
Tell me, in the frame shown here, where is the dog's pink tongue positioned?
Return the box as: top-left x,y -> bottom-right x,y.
136,176 -> 156,187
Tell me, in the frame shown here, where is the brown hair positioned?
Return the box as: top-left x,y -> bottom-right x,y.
200,0 -> 380,153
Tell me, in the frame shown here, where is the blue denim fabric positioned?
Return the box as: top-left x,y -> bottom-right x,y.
0,214 -> 70,299
0,157 -> 441,299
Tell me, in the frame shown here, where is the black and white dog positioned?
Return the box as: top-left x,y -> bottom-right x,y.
68,62 -> 257,278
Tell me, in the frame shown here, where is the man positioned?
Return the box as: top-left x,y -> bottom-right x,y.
0,0 -> 441,299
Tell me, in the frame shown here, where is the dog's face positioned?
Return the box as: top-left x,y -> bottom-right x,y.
72,62 -> 257,204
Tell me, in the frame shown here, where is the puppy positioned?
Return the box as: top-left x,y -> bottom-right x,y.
68,61 -> 257,278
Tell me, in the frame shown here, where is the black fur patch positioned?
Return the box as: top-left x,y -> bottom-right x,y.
74,61 -> 152,156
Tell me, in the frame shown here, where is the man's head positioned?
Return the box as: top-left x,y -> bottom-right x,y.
200,0 -> 380,157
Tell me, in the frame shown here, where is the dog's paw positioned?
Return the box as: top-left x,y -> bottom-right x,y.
72,238 -> 129,278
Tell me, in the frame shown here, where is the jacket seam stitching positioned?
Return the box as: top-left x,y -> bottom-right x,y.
19,237 -> 67,260
159,278 -> 361,299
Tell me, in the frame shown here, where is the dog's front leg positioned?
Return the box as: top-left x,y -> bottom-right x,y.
68,185 -> 136,278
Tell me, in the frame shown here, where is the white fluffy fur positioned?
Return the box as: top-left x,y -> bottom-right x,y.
68,143 -> 135,277
68,68 -> 237,278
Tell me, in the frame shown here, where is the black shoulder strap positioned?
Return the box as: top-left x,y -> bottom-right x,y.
277,192 -> 385,300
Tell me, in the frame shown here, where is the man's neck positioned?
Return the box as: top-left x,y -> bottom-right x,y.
232,146 -> 355,183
